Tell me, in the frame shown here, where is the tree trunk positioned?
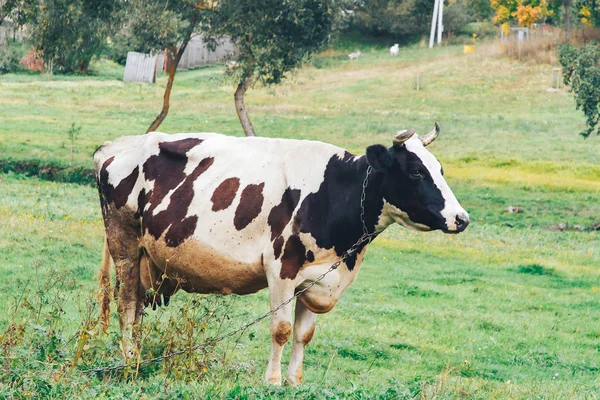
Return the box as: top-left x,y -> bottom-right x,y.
564,0 -> 571,42
146,17 -> 197,133
234,73 -> 256,137
79,59 -> 90,75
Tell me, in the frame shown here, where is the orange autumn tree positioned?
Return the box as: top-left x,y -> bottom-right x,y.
491,0 -> 552,28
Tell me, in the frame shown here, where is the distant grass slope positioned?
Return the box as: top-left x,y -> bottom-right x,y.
1,45 -> 598,175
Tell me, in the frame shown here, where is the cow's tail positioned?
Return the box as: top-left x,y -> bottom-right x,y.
98,236 -> 112,334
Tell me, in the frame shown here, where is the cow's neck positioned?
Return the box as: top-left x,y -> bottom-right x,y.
296,152 -> 386,270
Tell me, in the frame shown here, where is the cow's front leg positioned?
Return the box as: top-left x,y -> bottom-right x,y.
265,277 -> 295,385
286,299 -> 317,386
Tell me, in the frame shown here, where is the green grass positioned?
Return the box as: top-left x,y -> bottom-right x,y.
1,44 -> 600,398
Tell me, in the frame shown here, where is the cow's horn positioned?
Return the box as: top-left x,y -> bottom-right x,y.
420,122 -> 440,147
393,128 -> 416,147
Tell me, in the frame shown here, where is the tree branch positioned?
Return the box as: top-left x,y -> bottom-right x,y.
146,12 -> 199,133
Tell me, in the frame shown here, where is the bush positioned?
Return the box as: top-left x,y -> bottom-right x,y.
351,0 -> 435,43
445,3 -> 473,38
460,21 -> 499,40
558,40 -> 600,137
107,29 -> 150,66
0,43 -> 24,73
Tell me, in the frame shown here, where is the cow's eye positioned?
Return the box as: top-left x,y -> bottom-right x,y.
410,170 -> 423,179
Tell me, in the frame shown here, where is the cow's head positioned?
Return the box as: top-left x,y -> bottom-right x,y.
366,123 -> 469,233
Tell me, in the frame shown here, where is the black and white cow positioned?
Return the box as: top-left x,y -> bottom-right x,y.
94,124 -> 469,385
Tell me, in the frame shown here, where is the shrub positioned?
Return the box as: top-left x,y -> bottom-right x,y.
445,3 -> 473,38
0,43 -> 24,73
20,49 -> 44,72
460,21 -> 499,40
558,40 -> 600,137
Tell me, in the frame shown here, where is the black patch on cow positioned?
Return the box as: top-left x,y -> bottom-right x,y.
134,189 -> 146,218
378,146 -> 447,230
280,235 -> 306,279
267,187 -> 301,241
97,156 -> 140,214
143,139 -> 203,215
159,138 -> 204,158
112,166 -> 139,209
211,177 -> 240,211
306,250 -> 315,263
294,152 -> 384,270
234,183 -> 265,231
97,156 -> 115,215
140,138 -> 208,245
159,157 -> 214,247
273,236 -> 284,259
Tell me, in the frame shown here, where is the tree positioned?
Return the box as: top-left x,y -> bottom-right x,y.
444,2 -> 474,38
121,0 -> 334,136
0,0 -> 15,21
208,0 -> 335,136
491,0 -> 553,27
351,0 -> 435,40
121,0 -> 215,133
0,0 -> 35,26
25,0 -> 123,74
558,41 -> 600,137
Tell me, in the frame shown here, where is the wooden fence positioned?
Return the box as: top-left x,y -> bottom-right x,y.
156,36 -> 234,73
125,36 -> 234,83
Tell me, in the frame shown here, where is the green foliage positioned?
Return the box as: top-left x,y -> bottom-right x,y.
468,0 -> 496,20
460,20 -> 499,38
118,0 -> 206,55
0,42 -> 24,73
351,0 -> 435,42
558,41 -> 600,137
444,2 -> 474,37
25,0 -> 123,74
209,0 -> 335,86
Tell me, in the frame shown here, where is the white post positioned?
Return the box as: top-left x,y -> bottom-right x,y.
429,0 -> 440,49
437,0 -> 444,45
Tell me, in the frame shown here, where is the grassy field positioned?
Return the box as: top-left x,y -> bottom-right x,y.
0,44 -> 599,398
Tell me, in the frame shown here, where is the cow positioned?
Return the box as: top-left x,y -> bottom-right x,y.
94,123 -> 469,385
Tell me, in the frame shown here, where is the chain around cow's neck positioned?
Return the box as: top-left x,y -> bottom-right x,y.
360,165 -> 373,236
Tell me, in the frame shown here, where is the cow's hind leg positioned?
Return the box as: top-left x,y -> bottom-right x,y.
114,254 -> 144,359
286,300 -> 317,386
106,224 -> 143,360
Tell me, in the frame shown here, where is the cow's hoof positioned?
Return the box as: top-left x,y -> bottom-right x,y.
265,376 -> 282,386
286,372 -> 303,387
120,340 -> 137,360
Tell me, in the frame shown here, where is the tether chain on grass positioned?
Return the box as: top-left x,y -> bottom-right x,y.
81,167 -> 375,375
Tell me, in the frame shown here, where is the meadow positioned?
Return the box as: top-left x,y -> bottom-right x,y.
0,43 -> 599,399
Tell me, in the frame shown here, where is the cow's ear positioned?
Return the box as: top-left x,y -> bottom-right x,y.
366,145 -> 393,173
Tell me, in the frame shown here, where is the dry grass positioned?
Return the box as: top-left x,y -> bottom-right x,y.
491,26 -> 600,65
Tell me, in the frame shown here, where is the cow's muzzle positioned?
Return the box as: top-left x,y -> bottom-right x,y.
444,211 -> 470,234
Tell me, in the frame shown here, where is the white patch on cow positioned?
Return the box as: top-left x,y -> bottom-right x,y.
149,133 -> 348,263
404,135 -> 467,231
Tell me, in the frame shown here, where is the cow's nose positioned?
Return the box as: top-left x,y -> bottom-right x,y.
454,213 -> 470,232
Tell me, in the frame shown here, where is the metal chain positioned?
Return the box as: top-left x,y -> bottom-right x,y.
361,166 -> 373,236
81,166 -> 377,375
